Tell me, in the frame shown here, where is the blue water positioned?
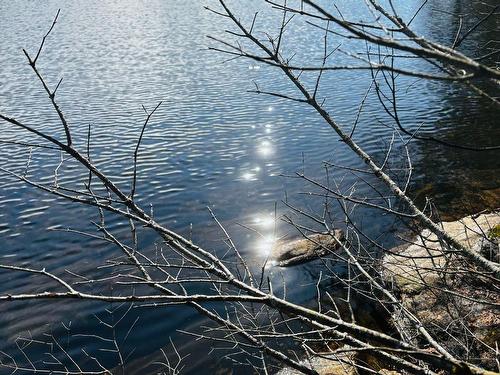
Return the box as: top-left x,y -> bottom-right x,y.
0,1 -> 498,373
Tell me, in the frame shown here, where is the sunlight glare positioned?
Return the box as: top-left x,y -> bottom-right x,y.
257,140 -> 273,157
255,235 -> 277,257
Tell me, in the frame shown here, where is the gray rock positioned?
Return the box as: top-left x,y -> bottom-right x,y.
383,212 -> 500,294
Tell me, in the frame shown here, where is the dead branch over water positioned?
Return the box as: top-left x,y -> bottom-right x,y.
1,1 -> 499,374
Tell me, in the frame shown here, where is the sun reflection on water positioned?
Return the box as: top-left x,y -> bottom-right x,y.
254,234 -> 277,257
241,172 -> 256,181
240,166 -> 262,181
253,213 -> 274,228
257,140 -> 273,157
249,212 -> 278,258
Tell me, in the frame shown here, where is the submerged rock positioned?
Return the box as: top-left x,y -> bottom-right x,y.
270,230 -> 344,267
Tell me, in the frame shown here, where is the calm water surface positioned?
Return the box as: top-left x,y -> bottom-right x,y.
0,1 -> 498,373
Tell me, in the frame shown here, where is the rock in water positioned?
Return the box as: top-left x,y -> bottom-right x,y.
271,230 -> 344,267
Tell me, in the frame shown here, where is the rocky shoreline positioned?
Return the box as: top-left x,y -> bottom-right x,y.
382,211 -> 499,372
277,211 -> 500,374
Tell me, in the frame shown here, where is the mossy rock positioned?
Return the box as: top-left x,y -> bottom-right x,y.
488,224 -> 500,239
390,273 -> 428,295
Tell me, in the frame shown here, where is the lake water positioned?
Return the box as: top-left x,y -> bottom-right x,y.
0,1 -> 498,373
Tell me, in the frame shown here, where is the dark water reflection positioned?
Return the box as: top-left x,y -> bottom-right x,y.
0,0 -> 498,373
